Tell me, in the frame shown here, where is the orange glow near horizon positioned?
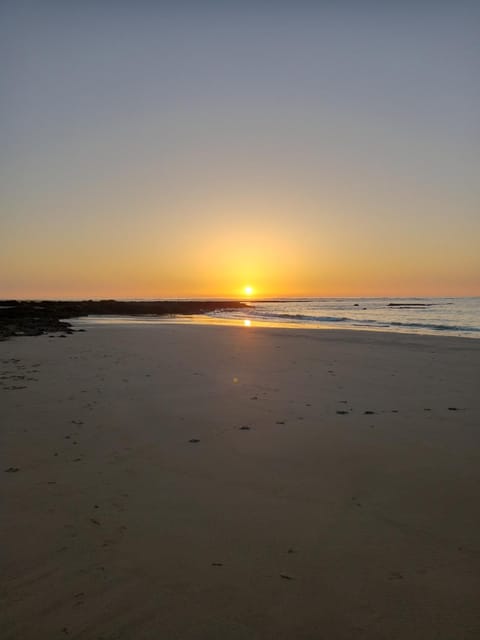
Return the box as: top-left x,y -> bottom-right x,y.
2,202 -> 480,299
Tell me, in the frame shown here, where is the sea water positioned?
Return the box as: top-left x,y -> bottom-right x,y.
206,297 -> 480,339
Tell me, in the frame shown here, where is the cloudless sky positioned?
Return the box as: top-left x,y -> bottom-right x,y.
1,1 -> 479,298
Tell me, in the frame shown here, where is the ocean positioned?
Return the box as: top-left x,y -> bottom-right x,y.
77,297 -> 480,339
206,297 -> 480,339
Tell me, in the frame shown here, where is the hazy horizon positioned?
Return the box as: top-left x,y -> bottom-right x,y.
2,2 -> 479,299
3,295 -> 480,304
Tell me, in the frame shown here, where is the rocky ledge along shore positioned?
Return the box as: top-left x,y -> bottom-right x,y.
0,300 -> 248,341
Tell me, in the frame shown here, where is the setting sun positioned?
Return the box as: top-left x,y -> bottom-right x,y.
244,286 -> 254,296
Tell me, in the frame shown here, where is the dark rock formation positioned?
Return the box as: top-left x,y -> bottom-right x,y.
0,300 -> 248,341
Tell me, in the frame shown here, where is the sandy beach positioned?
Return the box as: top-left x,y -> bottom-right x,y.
1,324 -> 479,639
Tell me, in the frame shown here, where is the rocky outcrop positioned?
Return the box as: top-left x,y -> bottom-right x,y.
0,300 -> 248,341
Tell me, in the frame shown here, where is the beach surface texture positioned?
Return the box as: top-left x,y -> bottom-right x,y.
1,324 -> 479,639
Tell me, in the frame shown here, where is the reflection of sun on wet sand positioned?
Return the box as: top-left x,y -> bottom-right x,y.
1,324 -> 480,639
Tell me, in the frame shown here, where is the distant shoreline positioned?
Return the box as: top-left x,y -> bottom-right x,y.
0,300 -> 247,341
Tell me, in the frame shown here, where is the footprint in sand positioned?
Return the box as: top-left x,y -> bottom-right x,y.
389,571 -> 404,580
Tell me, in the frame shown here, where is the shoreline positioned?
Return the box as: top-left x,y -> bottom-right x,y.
3,297 -> 479,342
2,324 -> 479,639
72,313 -> 480,342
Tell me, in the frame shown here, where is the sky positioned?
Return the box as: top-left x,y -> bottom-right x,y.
1,1 -> 479,299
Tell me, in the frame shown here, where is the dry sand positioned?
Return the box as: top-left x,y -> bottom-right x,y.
1,324 -> 479,639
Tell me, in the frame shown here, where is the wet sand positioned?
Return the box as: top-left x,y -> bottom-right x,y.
1,324 -> 480,639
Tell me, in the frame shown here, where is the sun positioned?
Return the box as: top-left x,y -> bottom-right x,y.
244,285 -> 254,296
